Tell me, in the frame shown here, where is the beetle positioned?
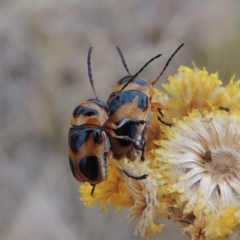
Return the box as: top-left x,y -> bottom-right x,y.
68,47 -> 112,194
68,47 -> 147,195
105,44 -> 184,161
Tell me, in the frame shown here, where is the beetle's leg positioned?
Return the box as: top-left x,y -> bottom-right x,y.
106,129 -> 142,149
90,184 -> 96,195
122,169 -> 148,180
105,119 -> 147,130
157,115 -> 174,127
158,108 -> 164,117
157,108 -> 174,127
105,150 -> 113,160
140,141 -> 146,161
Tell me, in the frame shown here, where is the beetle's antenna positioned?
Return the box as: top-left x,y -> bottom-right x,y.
151,43 -> 184,85
108,54 -> 162,104
107,53 -> 162,104
87,47 -> 99,100
116,46 -> 130,75
120,53 -> 162,92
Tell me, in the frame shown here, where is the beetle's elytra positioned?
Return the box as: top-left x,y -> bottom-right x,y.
68,47 -> 112,195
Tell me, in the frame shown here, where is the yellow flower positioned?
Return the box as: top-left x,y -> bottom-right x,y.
156,109 -> 240,239
209,207 -> 240,239
162,66 -> 240,121
184,207 -> 240,240
78,65 -> 240,239
223,77 -> 240,109
159,110 -> 240,211
80,161 -> 133,212
116,158 -> 166,238
127,175 -> 162,239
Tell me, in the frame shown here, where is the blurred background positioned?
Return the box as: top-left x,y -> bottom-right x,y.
1,0 -> 240,239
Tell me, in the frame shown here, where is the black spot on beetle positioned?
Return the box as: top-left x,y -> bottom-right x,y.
93,130 -> 104,144
117,76 -> 130,85
115,122 -> 138,147
79,156 -> 99,181
107,92 -> 117,104
132,77 -> 148,87
137,94 -> 148,110
88,99 -> 109,112
118,76 -> 148,87
68,128 -> 92,154
73,105 -> 98,118
108,91 -> 148,114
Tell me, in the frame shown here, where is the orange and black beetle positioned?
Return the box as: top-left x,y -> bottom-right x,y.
106,44 -> 184,161
68,47 -> 112,194
68,47 -> 148,194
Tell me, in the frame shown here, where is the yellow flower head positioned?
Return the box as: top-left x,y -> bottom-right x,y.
162,66 -> 240,121
159,110 -> 240,211
127,175 -> 162,238
78,65 -> 240,240
80,161 -> 133,212
156,109 -> 240,239
184,207 -> 240,240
